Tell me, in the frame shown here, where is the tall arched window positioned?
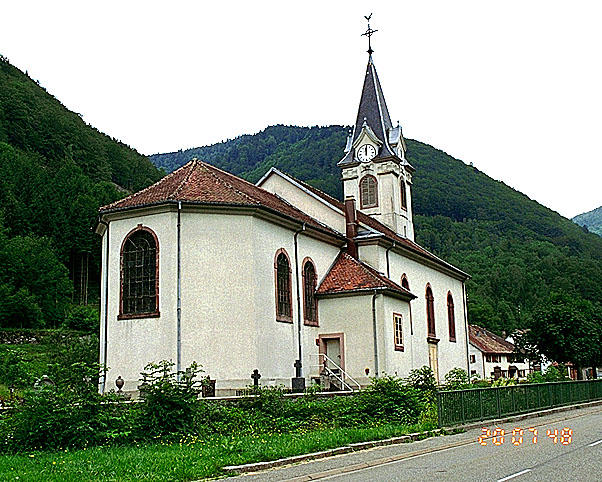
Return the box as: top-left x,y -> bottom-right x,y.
401,274 -> 410,291
426,284 -> 436,338
302,258 -> 318,326
447,292 -> 456,342
120,227 -> 159,318
400,181 -> 407,210
360,175 -> 378,209
274,249 -> 292,322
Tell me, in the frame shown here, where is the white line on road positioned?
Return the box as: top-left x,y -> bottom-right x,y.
589,439 -> 602,447
497,469 -> 532,482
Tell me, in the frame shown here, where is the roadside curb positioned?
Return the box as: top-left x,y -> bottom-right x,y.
222,429 -> 443,474
222,399 -> 602,476
445,399 -> 602,432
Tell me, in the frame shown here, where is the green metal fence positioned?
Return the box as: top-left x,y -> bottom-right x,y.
437,379 -> 602,427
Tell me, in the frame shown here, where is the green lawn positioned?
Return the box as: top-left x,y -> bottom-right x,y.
0,423 -> 438,481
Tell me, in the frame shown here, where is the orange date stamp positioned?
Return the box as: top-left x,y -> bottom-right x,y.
478,427 -> 573,446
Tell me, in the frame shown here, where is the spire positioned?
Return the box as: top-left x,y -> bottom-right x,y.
339,57 -> 397,165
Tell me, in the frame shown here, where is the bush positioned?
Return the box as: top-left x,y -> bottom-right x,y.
63,305 -> 100,333
443,368 -> 470,390
135,360 -> 203,439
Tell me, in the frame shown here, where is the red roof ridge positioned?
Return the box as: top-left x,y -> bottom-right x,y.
101,160 -> 195,211
198,161 -> 259,205
171,158 -> 201,199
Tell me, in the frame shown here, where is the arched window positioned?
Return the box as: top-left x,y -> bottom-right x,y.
447,292 -> 456,342
426,284 -> 436,338
274,249 -> 292,322
302,258 -> 318,326
393,313 -> 404,351
400,181 -> 407,210
401,274 -> 410,291
120,227 -> 159,318
360,175 -> 378,209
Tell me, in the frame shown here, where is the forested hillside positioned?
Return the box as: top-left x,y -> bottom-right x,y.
0,56 -> 162,328
151,125 -> 602,335
573,206 -> 602,236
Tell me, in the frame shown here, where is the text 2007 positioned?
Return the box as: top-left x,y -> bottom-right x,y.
478,427 -> 573,446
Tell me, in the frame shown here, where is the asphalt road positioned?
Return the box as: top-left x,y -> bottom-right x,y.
229,404 -> 602,482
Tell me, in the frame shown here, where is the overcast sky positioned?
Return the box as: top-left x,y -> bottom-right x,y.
2,1 -> 601,218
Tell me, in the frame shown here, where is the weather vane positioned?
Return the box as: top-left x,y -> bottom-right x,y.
362,13 -> 378,56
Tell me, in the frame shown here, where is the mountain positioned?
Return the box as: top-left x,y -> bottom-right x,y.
150,125 -> 602,336
573,206 -> 602,236
0,55 -> 162,328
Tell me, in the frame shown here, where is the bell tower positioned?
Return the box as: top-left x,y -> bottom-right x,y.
338,19 -> 415,240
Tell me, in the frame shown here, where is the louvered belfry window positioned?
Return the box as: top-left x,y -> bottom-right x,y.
122,229 -> 157,316
401,181 -> 407,210
276,252 -> 292,320
303,261 -> 318,325
360,175 -> 378,208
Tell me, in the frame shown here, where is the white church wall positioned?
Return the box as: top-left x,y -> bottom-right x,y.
370,246 -> 469,382
317,294 -> 378,386
101,210 -> 179,393
179,211 -> 259,391
259,173 -> 346,234
381,296 -> 413,378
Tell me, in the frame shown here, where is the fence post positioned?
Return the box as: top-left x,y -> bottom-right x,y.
511,386 -> 515,414
461,390 -> 466,423
496,387 -> 501,418
437,391 -> 443,428
479,389 -> 484,420
547,382 -> 552,408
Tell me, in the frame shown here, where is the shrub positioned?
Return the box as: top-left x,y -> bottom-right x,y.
63,305 -> 100,333
135,360 -> 203,439
443,368 -> 470,390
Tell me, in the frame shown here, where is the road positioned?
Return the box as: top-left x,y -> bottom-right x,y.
228,404 -> 602,482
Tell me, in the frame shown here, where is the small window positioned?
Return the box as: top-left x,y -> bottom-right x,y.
400,181 -> 407,210
426,285 -> 436,338
274,249 -> 292,322
401,274 -> 409,291
447,292 -> 456,342
360,175 -> 378,209
470,354 -> 476,363
302,258 -> 318,326
120,227 -> 159,318
393,313 -> 404,351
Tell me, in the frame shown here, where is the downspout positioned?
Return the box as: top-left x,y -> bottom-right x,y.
462,282 -> 470,376
372,290 -> 379,376
98,218 -> 109,394
294,223 -> 306,377
385,241 -> 396,278
176,201 -> 182,379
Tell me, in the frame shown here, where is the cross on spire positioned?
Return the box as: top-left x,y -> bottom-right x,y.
362,13 -> 378,56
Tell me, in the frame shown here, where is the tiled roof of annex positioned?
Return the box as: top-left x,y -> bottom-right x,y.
100,159 -> 342,238
316,251 -> 415,299
469,325 -> 515,354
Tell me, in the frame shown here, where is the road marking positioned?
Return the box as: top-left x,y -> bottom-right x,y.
589,439 -> 602,447
497,469 -> 532,482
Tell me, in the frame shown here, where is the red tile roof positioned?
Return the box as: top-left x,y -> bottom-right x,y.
469,325 -> 515,354
316,252 -> 415,298
100,160 -> 341,237
285,175 -> 468,279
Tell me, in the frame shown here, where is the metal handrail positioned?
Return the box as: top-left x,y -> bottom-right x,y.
312,353 -> 362,391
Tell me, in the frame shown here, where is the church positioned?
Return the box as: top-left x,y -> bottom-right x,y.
96,47 -> 470,395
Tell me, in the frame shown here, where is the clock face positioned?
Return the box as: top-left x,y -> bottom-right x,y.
357,144 -> 377,162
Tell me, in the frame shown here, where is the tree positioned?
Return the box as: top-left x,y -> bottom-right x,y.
517,293 -> 602,379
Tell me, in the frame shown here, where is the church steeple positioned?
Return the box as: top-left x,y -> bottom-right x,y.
339,17 -> 415,240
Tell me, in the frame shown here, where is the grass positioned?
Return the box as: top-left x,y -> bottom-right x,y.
0,422 -> 437,481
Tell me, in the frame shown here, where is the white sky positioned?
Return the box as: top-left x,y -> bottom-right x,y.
1,1 -> 601,218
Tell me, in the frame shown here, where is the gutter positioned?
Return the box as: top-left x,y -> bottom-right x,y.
176,201 -> 182,379
294,223 -> 306,378
462,282 -> 470,376
372,290 -> 379,376
98,218 -> 110,394
385,241 -> 396,278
